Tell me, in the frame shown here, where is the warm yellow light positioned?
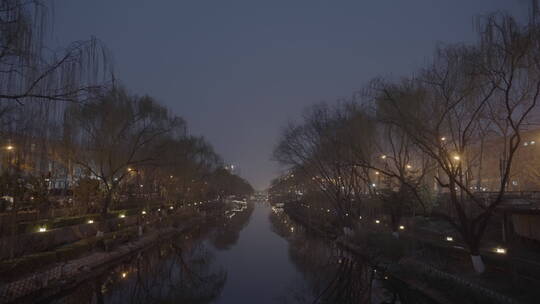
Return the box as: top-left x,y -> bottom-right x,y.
6,145 -> 14,151
169,206 -> 174,210
121,272 -> 127,278
127,167 -> 132,172
119,214 -> 126,218
406,165 -> 412,169
453,155 -> 460,161
87,220 -> 94,224
381,155 -> 387,159
290,227 -> 294,232
441,137 -> 446,141
375,171 -> 380,175
495,247 -> 507,254
375,220 -> 380,224
141,211 -> 146,215
169,175 -> 173,179
38,227 -> 47,232
446,236 -> 453,242
399,225 -> 405,230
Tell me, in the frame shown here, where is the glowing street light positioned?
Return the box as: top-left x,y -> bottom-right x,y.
119,214 -> 126,218
495,247 -> 507,254
381,155 -> 387,159
375,171 -> 380,175
441,137 -> 446,141
399,225 -> 405,230
121,272 -> 127,278
38,227 -> 47,232
453,155 -> 461,161
141,210 -> 146,215
446,236 -> 454,242
5,145 -> 14,151
406,165 -> 412,169
87,219 -> 94,224
375,220 -> 380,224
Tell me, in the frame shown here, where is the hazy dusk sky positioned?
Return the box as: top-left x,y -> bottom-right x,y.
52,1 -> 528,189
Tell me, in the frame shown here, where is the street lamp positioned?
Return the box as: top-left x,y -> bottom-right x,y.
5,145 -> 14,151
453,155 -> 460,161
495,247 -> 507,254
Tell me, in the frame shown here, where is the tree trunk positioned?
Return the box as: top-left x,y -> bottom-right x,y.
101,191 -> 112,215
470,255 -> 485,274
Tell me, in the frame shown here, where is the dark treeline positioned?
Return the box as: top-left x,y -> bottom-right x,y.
0,0 -> 253,216
272,7 -> 540,274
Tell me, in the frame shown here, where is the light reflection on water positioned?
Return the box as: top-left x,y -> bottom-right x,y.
49,201 -> 422,304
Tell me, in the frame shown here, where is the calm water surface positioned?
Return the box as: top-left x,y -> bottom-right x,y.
51,201 -> 307,304
51,201 -> 413,304
211,201 -> 302,303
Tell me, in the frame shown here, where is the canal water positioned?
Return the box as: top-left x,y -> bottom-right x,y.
211,201 -> 302,303
50,201 -> 308,304
50,200 -> 410,303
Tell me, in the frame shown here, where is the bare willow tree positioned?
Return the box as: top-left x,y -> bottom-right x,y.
274,102 -> 374,230
0,0 -> 110,186
375,12 -> 540,273
0,0 -> 110,107
155,135 -> 222,204
65,87 -> 184,217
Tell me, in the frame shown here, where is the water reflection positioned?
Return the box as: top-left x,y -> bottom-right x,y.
48,201 -> 428,304
270,208 -> 415,304
51,201 -> 254,304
